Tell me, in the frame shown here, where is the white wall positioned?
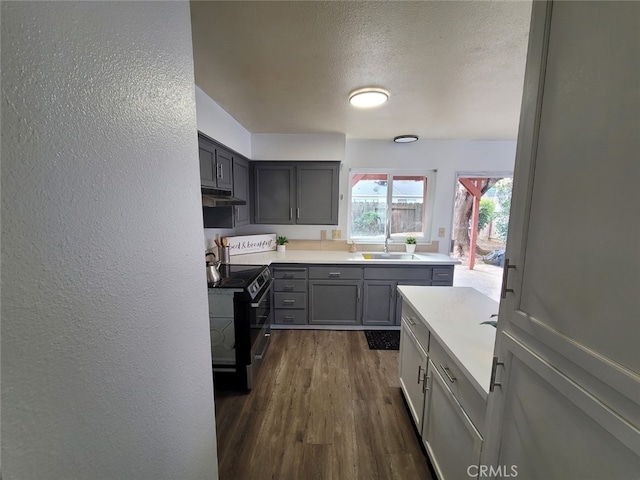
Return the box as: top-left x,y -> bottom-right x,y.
194,79 -> 515,254
196,85 -> 252,158
346,140 -> 516,252
252,133 -> 345,161
1,3 -> 218,479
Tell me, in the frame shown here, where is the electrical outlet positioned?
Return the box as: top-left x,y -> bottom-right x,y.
332,229 -> 341,239
320,230 -> 327,240
438,228 -> 446,237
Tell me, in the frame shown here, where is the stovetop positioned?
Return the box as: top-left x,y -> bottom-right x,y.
208,264 -> 271,299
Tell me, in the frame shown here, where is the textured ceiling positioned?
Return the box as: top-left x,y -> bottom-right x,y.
191,1 -> 532,140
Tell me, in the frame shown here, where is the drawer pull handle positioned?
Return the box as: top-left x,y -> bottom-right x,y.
436,273 -> 449,277
328,272 -> 341,277
440,364 -> 456,383
283,299 -> 296,305
417,365 -> 426,384
283,286 -> 294,291
283,274 -> 293,279
407,317 -> 417,326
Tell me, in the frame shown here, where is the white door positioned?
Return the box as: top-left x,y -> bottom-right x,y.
483,1 -> 640,477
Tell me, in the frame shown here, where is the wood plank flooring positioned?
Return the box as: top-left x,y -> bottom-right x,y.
214,330 -> 435,480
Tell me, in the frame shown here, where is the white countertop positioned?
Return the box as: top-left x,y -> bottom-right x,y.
398,286 -> 498,398
228,250 -> 459,266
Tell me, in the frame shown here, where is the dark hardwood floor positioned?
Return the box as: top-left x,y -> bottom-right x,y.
214,330 -> 435,480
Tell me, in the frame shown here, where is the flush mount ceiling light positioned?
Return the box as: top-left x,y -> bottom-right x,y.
394,135 -> 419,143
349,87 -> 389,108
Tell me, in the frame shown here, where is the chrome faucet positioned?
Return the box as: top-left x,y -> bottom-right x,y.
383,211 -> 391,253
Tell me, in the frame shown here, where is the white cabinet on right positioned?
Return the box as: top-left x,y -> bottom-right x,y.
398,286 -> 497,480
422,360 -> 483,480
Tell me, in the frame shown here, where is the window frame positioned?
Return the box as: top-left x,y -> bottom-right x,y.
347,168 -> 437,244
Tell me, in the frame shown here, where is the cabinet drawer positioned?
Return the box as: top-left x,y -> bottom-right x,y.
401,303 -> 430,350
364,267 -> 432,281
273,268 -> 307,279
431,267 -> 453,283
428,335 -> 486,433
308,266 -> 362,280
274,279 -> 307,292
273,309 -> 307,325
274,292 -> 306,309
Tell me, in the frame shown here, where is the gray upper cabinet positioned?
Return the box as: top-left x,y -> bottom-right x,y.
199,132 -> 251,228
252,164 -> 296,224
296,164 -> 339,225
199,143 -> 216,188
215,149 -> 233,191
198,134 -> 232,192
232,156 -> 250,226
252,161 -> 339,225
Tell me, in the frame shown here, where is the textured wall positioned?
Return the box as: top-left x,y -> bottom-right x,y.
1,2 -> 218,479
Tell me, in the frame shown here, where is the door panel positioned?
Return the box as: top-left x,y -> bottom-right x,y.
296,164 -> 338,224
484,1 -> 640,472
496,334 -> 640,479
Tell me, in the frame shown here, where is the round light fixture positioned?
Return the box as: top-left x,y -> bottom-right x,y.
394,135 -> 419,143
349,87 -> 389,108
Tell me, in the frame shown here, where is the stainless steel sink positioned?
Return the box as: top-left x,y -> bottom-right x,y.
361,253 -> 417,260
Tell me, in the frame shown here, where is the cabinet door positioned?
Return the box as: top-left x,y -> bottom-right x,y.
484,2 -> 640,474
296,163 -> 339,225
199,142 -> 216,188
232,157 -> 250,226
215,149 -> 233,191
308,280 -> 361,325
253,165 -> 295,224
423,361 -> 482,480
362,281 -> 396,326
399,320 -> 428,432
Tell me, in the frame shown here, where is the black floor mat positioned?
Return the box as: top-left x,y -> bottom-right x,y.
364,330 -> 400,350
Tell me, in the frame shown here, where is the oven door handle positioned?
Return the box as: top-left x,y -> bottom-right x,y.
250,283 -> 273,308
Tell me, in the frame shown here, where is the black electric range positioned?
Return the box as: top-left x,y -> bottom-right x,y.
209,264 -> 272,300
207,264 -> 272,390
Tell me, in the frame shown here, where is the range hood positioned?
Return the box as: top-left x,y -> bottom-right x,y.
201,188 -> 246,207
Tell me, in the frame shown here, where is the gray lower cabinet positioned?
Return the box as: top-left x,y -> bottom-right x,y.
272,263 -> 455,327
252,162 -> 339,225
272,267 -> 307,325
308,280 -> 362,325
362,281 -> 396,326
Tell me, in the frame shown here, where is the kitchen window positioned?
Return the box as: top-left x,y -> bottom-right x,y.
348,170 -> 436,243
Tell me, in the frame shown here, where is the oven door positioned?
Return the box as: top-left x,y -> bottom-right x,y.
246,281 -> 272,389
250,281 -> 272,346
